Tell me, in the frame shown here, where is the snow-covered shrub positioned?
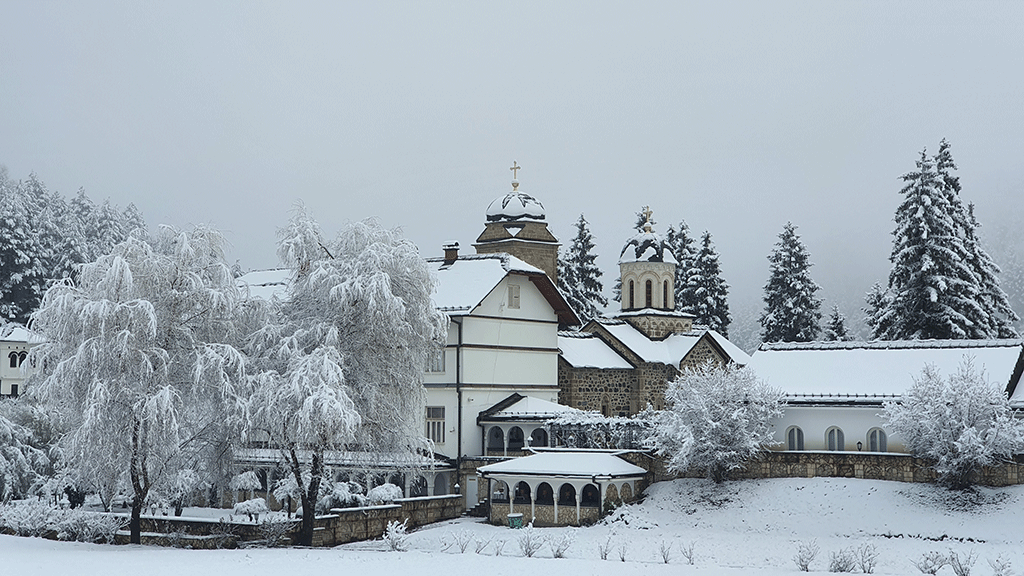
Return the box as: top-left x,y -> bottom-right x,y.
950,549 -> 978,576
680,540 -> 696,565
317,481 -> 368,513
493,539 -> 506,556
915,551 -> 950,575
829,548 -> 857,572
651,363 -> 784,482
551,529 -> 575,559
658,539 -> 672,564
517,522 -> 545,557
856,543 -> 879,574
597,535 -> 612,560
56,509 -> 128,543
474,537 -> 492,554
232,498 -> 269,522
382,519 -> 408,552
794,539 -> 820,572
617,541 -> 629,562
367,483 -> 403,505
230,471 -> 262,501
440,529 -> 473,553
257,518 -> 294,547
0,498 -> 58,537
885,360 -> 1024,489
988,554 -> 1013,576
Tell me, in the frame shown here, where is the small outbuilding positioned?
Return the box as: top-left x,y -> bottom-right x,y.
477,449 -> 648,526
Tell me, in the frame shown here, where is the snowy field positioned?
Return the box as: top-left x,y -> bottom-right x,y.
4,477 -> 1023,575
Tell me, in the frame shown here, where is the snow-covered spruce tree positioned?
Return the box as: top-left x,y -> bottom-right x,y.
760,222 -> 822,343
651,363 -> 784,482
884,359 -> 1024,489
823,305 -> 850,341
665,221 -> 695,313
557,214 -> 606,324
876,149 -> 987,340
28,225 -> 251,543
863,282 -> 893,340
0,171 -> 47,323
935,140 -> 1019,338
683,231 -> 731,336
240,207 -> 447,546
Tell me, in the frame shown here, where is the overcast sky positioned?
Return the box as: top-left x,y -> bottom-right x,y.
3,1 -> 1023,348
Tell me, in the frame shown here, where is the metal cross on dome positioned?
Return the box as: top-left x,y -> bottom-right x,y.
642,205 -> 654,230
510,161 -> 521,179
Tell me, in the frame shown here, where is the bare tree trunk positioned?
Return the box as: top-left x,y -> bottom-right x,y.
290,447 -> 324,546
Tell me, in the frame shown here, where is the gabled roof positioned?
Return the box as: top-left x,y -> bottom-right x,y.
236,268 -> 292,301
558,332 -> 633,369
428,253 -> 579,325
0,323 -> 43,344
477,450 -> 647,479
589,319 -> 750,367
749,339 -> 1024,401
477,393 -> 581,423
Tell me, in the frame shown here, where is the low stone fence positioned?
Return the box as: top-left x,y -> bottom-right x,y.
488,501 -> 600,527
626,450 -> 1024,487
111,514 -> 285,548
312,494 -> 463,547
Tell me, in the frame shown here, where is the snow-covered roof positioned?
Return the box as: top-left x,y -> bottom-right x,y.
236,268 -> 292,301
558,332 -> 633,369
482,396 -> 582,420
618,230 -> 677,265
428,253 -> 544,312
749,340 -> 1024,400
485,188 -> 546,222
594,319 -> 749,366
0,324 -> 43,344
477,450 -> 647,478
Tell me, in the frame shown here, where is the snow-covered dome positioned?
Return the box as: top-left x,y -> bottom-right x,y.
619,230 -> 677,265
486,181 -> 546,223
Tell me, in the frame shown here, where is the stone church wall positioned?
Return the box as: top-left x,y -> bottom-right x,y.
475,242 -> 558,284
558,362 -> 636,416
680,339 -> 725,370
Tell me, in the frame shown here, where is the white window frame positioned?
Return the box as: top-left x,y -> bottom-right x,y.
868,428 -> 887,452
427,349 -> 445,373
787,426 -> 804,451
826,427 -> 845,451
426,406 -> 445,444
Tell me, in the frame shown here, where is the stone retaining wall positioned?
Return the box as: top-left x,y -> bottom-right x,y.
312,494 -> 463,547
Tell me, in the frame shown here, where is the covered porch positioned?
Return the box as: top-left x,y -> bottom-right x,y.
477,449 -> 647,526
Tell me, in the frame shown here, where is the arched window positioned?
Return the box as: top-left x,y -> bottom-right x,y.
826,427 -> 845,451
487,427 -> 504,452
581,484 -> 600,506
645,280 -> 653,308
530,428 -> 548,448
868,428 -> 887,452
786,426 -> 804,451
508,427 -> 525,451
663,280 -> 669,309
558,483 -> 576,506
18,352 -> 26,366
535,482 -> 554,505
601,395 -> 611,417
8,352 -> 17,368
628,280 -> 635,310
513,481 -> 532,504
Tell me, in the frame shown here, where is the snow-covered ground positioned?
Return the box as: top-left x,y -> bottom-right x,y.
4,478 -> 1022,575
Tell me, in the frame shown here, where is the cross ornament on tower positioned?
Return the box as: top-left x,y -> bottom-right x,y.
510,161 -> 521,180
642,205 -> 654,231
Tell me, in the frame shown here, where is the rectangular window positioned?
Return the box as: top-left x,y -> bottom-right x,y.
508,284 -> 520,309
427,349 -> 445,373
425,406 -> 445,444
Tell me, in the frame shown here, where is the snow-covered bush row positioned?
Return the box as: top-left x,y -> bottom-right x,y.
367,483 -> 402,505
232,498 -> 269,522
382,519 -> 408,551
0,499 -> 126,543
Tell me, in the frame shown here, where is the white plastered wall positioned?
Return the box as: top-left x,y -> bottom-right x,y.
771,404 -> 905,453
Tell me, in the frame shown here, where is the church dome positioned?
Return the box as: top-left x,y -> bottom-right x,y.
619,230 -> 677,264
486,183 -> 546,222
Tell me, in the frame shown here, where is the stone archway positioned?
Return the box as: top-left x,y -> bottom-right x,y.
508,427 -> 525,451
620,482 -> 633,502
604,483 -> 619,507
530,428 -> 548,448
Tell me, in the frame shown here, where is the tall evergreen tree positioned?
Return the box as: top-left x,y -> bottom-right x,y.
760,222 -> 822,343
877,149 -> 987,340
683,231 -> 731,336
0,172 -> 46,323
934,139 -> 1019,338
823,304 -> 850,341
666,221 -> 696,312
863,281 -> 892,339
558,214 -> 607,324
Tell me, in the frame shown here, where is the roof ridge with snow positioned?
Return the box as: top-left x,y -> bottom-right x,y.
759,339 -> 1024,352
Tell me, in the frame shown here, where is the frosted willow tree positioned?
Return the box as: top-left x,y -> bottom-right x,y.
240,206 -> 447,546
28,226 -> 251,543
651,363 -> 784,482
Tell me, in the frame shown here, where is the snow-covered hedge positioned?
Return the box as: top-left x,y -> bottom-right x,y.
233,498 -> 269,521
367,483 -> 402,505
0,499 -> 126,542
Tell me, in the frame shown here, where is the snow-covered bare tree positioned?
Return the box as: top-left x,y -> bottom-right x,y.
239,206 -> 447,546
0,407 -> 49,501
823,305 -> 850,341
558,214 -> 606,324
651,363 -> 784,482
682,231 -> 731,336
884,359 -> 1024,489
665,221 -> 695,311
760,222 -> 822,343
28,225 -> 250,543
